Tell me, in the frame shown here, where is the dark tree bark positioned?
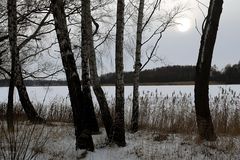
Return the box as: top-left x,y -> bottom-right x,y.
50,0 -> 94,151
6,0 -> 17,131
6,78 -> 14,131
81,0 -> 99,134
7,0 -> 44,124
194,0 -> 223,141
113,0 -> 126,146
130,0 -> 145,133
15,73 -> 45,122
81,0 -> 113,139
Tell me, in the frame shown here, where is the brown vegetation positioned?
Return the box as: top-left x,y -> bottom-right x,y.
1,89 -> 239,136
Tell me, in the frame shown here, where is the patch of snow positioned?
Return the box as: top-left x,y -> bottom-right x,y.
36,124 -> 240,160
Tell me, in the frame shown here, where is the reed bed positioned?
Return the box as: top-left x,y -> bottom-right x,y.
0,88 -> 239,135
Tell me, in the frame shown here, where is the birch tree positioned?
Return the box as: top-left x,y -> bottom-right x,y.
81,0 -> 114,139
113,0 -> 126,146
130,0 -> 184,132
81,0 -> 100,134
6,0 -> 45,124
194,0 -> 223,141
6,0 -> 17,131
130,0 -> 145,133
50,0 -> 95,151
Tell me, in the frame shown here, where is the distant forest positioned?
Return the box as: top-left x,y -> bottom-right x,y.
100,62 -> 240,84
0,62 -> 239,86
0,79 -> 67,87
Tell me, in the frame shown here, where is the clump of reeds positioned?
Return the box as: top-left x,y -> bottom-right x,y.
0,121 -> 50,160
124,91 -> 197,134
120,88 -> 239,135
211,87 -> 240,135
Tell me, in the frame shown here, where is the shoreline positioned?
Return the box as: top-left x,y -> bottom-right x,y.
0,81 -> 233,87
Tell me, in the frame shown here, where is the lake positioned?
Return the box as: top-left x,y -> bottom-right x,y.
0,85 -> 239,105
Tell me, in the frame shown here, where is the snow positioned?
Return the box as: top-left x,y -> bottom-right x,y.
1,122 -> 239,160
35,123 -> 240,160
1,85 -> 240,105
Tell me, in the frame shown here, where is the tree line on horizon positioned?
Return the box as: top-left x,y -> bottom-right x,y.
101,63 -> 240,84
1,62 -> 240,87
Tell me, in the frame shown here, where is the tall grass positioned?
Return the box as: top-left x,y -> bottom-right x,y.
0,121 -> 50,160
0,88 -> 239,135
125,91 -> 197,133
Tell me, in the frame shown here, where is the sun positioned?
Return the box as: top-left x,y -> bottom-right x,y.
176,18 -> 192,32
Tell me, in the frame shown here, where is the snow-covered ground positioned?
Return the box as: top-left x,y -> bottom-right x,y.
34,123 -> 240,160
1,86 -> 239,159
1,122 -> 239,160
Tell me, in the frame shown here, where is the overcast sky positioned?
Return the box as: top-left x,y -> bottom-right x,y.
135,0 -> 240,71
44,0 -> 240,76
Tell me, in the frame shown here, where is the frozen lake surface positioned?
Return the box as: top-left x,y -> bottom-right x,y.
0,85 -> 239,105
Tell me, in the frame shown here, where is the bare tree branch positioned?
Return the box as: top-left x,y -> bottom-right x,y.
0,35 -> 8,42
142,0 -> 161,31
91,16 -> 99,36
140,7 -> 181,70
22,68 -> 63,79
94,23 -> 116,49
20,41 -> 57,64
17,10 -> 51,50
195,0 -> 208,9
0,66 -> 11,76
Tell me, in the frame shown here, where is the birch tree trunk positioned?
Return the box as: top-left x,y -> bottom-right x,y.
194,0 -> 223,141
7,0 -> 17,131
7,0 -> 44,124
6,79 -> 14,131
51,0 -> 94,151
15,71 -> 45,122
130,0 -> 145,133
113,0 -> 126,146
81,0 -> 99,134
81,0 -> 113,139
81,50 -> 99,133
81,41 -> 99,133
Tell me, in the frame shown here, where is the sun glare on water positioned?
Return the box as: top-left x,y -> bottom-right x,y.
176,18 -> 192,32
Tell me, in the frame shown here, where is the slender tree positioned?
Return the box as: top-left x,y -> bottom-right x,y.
130,0 -> 182,132
113,0 -> 126,146
194,0 -> 223,141
6,0 -> 17,131
81,0 -> 100,134
130,0 -> 145,133
50,0 -> 95,151
81,0 -> 114,139
6,0 -> 45,124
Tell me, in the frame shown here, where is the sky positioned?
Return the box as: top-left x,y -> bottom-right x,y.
133,0 -> 240,72
36,0 -> 240,77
